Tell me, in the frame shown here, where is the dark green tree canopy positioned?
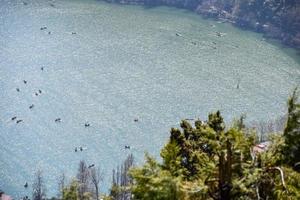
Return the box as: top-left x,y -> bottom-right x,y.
283,89 -> 300,166
131,106 -> 300,200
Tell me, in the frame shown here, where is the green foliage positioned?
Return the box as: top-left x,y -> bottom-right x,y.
63,180 -> 78,200
62,180 -> 92,200
130,154 -> 184,200
160,140 -> 183,177
36,90 -> 300,200
283,88 -> 300,166
132,111 -> 255,199
110,154 -> 134,200
131,106 -> 300,200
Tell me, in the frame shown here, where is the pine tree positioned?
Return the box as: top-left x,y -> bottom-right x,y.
130,108 -> 300,200
283,88 -> 300,166
130,154 -> 183,200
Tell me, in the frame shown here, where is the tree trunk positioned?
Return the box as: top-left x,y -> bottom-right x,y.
95,185 -> 99,200
218,141 -> 232,200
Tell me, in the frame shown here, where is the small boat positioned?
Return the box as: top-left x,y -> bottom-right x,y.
88,164 -> 95,168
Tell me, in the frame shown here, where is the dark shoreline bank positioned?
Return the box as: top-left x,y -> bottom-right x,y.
101,0 -> 300,51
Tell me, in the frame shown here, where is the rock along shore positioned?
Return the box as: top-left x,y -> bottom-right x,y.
102,0 -> 300,50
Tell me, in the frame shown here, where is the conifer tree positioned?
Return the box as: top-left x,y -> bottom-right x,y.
130,107 -> 300,200
283,88 -> 300,166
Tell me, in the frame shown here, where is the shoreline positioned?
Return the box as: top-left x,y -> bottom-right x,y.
102,0 -> 300,51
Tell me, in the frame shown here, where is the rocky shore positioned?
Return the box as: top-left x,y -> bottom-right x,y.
103,0 -> 300,50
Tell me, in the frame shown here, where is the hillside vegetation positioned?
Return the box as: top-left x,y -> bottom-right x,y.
61,90 -> 300,200
104,0 -> 300,49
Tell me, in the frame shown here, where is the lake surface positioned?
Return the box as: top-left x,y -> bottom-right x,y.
0,0 -> 299,198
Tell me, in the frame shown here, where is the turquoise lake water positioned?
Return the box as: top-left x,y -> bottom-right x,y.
0,0 -> 300,198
